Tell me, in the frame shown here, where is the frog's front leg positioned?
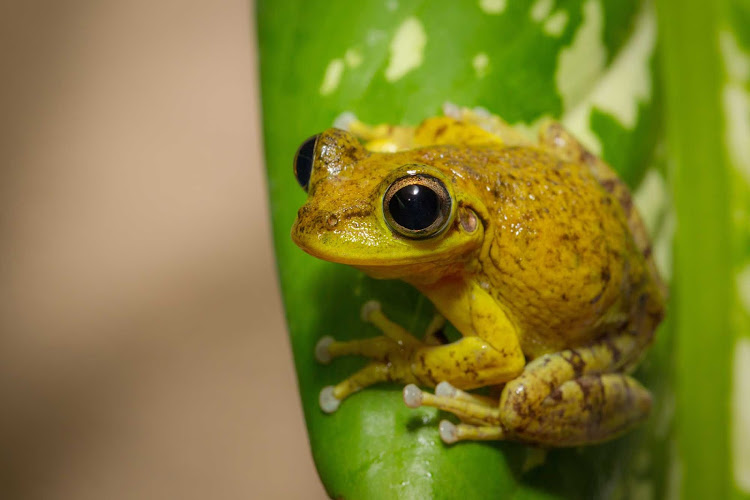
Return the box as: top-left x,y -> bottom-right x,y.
315,300 -> 435,367
408,332 -> 653,447
315,300 -> 423,413
316,297 -> 526,413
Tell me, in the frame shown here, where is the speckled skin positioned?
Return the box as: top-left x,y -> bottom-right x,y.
292,111 -> 666,446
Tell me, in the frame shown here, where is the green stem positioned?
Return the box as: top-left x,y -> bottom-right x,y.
656,0 -> 732,498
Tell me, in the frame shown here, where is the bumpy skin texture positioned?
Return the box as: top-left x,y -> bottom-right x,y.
291,109 -> 666,446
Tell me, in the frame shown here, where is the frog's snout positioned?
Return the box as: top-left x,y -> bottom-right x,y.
292,204 -> 339,251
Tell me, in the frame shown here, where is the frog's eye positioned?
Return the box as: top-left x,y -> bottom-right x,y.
294,134 -> 319,191
383,174 -> 452,239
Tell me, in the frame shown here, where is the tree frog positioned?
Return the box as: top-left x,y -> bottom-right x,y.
290,106 -> 666,447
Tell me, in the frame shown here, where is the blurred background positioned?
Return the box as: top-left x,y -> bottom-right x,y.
0,1 -> 325,498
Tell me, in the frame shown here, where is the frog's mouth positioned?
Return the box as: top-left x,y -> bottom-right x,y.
291,210 -> 484,281
294,240 -> 468,281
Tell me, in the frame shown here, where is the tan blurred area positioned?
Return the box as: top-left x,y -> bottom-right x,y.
0,1 -> 325,498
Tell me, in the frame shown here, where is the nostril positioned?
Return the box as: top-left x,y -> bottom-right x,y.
326,214 -> 339,228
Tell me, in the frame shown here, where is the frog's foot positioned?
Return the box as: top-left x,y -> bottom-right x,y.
316,302 -> 429,413
320,360 -> 418,414
314,301 -> 425,366
404,382 -> 501,425
438,421 -> 506,443
403,382 -> 507,443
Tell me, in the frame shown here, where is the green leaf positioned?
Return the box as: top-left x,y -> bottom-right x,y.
656,0 -> 750,498
258,0 -> 674,497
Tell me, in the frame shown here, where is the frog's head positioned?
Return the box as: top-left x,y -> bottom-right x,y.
291,128 -> 487,282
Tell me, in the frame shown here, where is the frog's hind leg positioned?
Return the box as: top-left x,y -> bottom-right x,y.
495,333 -> 653,446
500,371 -> 651,446
409,327 -> 654,446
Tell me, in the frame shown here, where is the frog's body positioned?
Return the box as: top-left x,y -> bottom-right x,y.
291,107 -> 666,447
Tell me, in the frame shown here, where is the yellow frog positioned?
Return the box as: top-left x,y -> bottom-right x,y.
291,106 -> 666,447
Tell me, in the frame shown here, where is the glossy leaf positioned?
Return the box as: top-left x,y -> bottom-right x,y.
257,1 -> 674,497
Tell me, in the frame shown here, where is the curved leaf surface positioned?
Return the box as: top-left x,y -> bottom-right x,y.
257,1 -> 672,497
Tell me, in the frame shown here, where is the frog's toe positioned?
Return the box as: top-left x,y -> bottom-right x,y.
439,420 -> 458,444
319,386 -> 341,413
360,300 -> 381,322
315,335 -> 334,364
333,111 -> 357,130
435,381 -> 457,397
403,384 -> 424,408
442,101 -> 460,118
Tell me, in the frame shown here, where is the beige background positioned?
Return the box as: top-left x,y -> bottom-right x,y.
0,1 -> 325,498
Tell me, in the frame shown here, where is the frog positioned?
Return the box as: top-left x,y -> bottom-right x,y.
290,105 -> 666,447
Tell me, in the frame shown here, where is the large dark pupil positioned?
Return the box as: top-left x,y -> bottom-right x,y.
389,184 -> 440,230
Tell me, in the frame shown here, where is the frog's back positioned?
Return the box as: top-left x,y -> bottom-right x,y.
464,146 -> 652,358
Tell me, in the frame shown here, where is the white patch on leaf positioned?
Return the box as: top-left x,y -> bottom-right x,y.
530,0 -> 553,22
385,17 -> 427,82
479,0 -> 506,15
557,0 -> 606,113
723,86 -> 750,184
544,10 -> 568,36
721,31 -> 750,82
561,2 -> 655,153
319,59 -> 344,96
634,164 -> 674,282
557,0 -> 606,151
733,338 -> 750,493
720,31 -> 750,185
345,48 -> 363,68
472,52 -> 489,78
653,210 -> 674,282
633,169 -> 667,234
738,264 -> 750,315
